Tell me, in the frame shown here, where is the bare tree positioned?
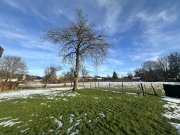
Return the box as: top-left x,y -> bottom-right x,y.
127,72 -> 133,79
0,56 -> 27,82
156,57 -> 169,81
81,66 -> 89,86
168,52 -> 180,78
43,65 -> 61,84
66,68 -> 74,86
44,9 -> 110,90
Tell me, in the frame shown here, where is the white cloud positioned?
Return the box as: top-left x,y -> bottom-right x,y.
96,0 -> 122,34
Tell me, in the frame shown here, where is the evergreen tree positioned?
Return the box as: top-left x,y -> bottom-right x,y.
112,71 -> 118,80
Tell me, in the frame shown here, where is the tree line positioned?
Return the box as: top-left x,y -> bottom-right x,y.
134,52 -> 180,82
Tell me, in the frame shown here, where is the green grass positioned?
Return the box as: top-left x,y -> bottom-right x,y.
0,89 -> 178,135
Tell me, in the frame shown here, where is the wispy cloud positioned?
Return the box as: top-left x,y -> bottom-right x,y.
96,0 -> 122,34
2,0 -> 27,13
1,0 -> 180,76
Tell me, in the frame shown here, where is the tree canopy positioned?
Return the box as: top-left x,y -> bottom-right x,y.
44,9 -> 110,90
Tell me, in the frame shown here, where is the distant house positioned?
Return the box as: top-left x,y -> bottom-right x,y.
25,75 -> 42,82
34,76 -> 43,82
132,77 -> 141,81
18,74 -> 26,81
1,74 -> 26,82
94,76 -> 103,80
82,76 -> 93,82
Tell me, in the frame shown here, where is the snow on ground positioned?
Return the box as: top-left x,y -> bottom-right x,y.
162,96 -> 180,104
55,118 -> 63,128
0,118 -> 21,127
162,96 -> 180,133
0,87 -> 80,101
80,81 -> 177,88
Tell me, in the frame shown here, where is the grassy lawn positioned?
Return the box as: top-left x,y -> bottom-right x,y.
0,89 -> 178,135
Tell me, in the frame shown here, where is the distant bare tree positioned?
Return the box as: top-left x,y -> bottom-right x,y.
0,56 -> 27,82
168,52 -> 180,78
156,57 -> 169,81
67,68 -> 74,86
44,9 -> 110,90
81,66 -> 89,85
43,65 -> 61,84
127,72 -> 133,79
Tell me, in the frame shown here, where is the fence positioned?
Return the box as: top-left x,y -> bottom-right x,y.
78,82 -> 173,96
16,81 -> 179,96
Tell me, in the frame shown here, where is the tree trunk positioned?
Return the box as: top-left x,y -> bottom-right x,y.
73,53 -> 80,91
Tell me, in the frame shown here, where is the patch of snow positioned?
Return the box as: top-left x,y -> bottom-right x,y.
0,117 -> 11,121
70,114 -> 74,123
67,126 -> 74,134
55,118 -> 63,128
95,97 -> 98,100
0,87 -> 76,101
99,113 -> 105,118
74,119 -> 82,126
40,103 -> 46,105
162,96 -> 180,103
0,119 -> 21,127
59,115 -> 63,119
88,119 -> 92,123
84,113 -> 87,116
127,93 -> 138,95
170,122 -> 180,134
21,128 -> 30,133
49,129 -> 53,132
162,96 -> 180,133
70,129 -> 79,135
63,98 -> 68,101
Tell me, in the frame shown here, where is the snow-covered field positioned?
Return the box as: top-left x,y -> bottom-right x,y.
0,87 -> 78,102
18,81 -> 180,89
162,96 -> 180,133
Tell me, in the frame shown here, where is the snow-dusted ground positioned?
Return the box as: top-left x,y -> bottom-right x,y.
0,87 -> 78,101
19,82 -> 179,89
77,81 -> 179,87
0,117 -> 21,127
162,96 -> 180,134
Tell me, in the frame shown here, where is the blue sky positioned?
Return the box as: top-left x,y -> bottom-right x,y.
0,0 -> 180,77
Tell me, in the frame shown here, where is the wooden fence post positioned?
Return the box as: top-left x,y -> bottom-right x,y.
109,82 -> 110,90
151,83 -> 157,96
144,84 -> 147,94
140,83 -> 145,96
138,84 -> 142,94
122,82 -> 124,92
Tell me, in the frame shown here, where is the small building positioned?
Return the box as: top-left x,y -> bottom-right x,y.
18,74 -> 26,81
132,77 -> 141,81
94,76 -> 103,80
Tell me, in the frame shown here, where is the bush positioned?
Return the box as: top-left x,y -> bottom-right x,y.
0,82 -> 19,92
